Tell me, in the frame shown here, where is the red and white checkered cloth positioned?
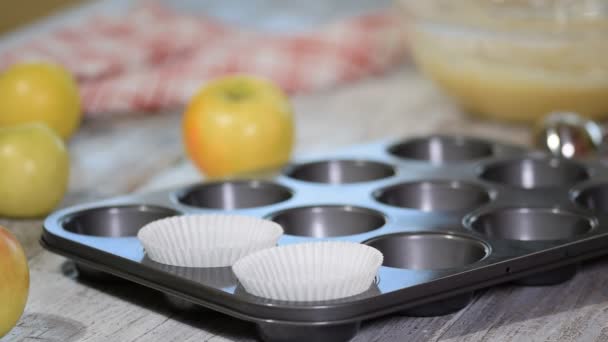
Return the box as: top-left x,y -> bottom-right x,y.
0,2 -> 408,117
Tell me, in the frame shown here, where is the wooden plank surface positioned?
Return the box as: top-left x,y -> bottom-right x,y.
2,1 -> 607,341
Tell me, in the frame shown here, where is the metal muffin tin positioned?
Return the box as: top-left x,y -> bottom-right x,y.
42,135 -> 608,342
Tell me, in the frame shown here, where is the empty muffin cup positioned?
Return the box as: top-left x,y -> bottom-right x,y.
468,207 -> 592,285
176,180 -> 292,209
480,158 -> 589,189
374,180 -> 490,212
138,215 -> 283,267
469,208 -> 593,241
60,204 -> 179,281
365,232 -> 488,270
268,205 -> 385,238
62,205 -> 180,237
365,232 -> 488,316
285,159 -> 395,184
574,184 -> 608,214
232,241 -> 383,302
388,136 -> 493,163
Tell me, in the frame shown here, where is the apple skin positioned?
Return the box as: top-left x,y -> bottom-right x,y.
0,123 -> 70,218
0,62 -> 81,140
182,75 -> 294,178
0,226 -> 29,338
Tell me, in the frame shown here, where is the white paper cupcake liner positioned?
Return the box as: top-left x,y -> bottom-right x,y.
232,241 -> 383,302
137,215 -> 283,267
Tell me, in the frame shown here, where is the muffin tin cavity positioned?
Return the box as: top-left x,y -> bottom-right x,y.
374,180 -> 490,212
176,180 -> 292,209
480,158 -> 589,189
388,136 -> 493,163
62,205 -> 179,237
285,159 -> 395,184
574,184 -> 608,214
365,232 -> 488,270
268,205 -> 385,238
469,208 -> 593,241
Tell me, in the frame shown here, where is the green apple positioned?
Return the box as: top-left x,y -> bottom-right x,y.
0,123 -> 69,217
0,225 -> 29,337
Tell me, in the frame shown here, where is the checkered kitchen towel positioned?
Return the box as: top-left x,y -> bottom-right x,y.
0,2 -> 408,116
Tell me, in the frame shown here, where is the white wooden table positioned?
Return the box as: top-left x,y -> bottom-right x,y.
2,2 -> 608,341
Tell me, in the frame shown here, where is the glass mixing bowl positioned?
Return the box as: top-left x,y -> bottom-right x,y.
399,0 -> 608,123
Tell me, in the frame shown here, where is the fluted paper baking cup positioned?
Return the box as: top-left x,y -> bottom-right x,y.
232,241 -> 383,301
137,215 -> 283,267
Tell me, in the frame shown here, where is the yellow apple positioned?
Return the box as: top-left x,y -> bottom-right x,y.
182,75 -> 294,178
0,62 -> 81,140
0,123 -> 70,217
0,226 -> 29,338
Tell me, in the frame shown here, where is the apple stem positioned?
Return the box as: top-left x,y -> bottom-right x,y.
225,88 -> 250,102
